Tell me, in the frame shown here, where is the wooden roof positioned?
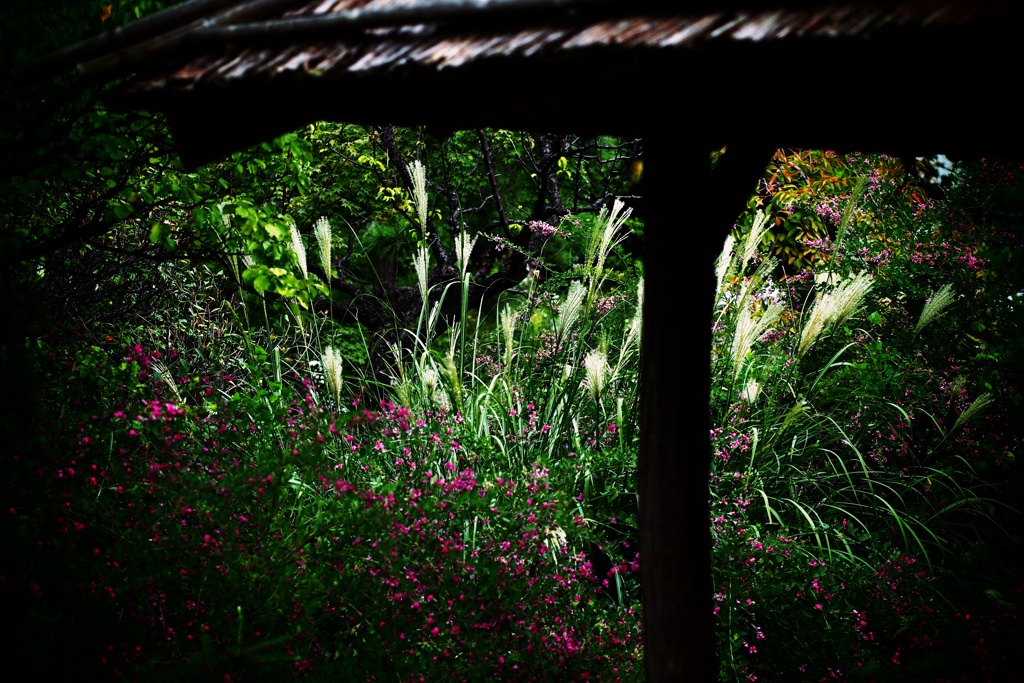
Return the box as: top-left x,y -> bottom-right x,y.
22,0 -> 1024,166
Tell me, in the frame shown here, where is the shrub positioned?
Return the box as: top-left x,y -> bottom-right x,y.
711,156 -> 1021,681
11,192 -> 645,680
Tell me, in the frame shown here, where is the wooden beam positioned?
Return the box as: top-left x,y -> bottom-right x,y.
640,123 -> 771,681
9,0 -> 253,81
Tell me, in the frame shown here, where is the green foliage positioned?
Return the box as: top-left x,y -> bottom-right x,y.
7,11 -> 1022,677
6,140 -> 645,679
712,154 -> 1022,681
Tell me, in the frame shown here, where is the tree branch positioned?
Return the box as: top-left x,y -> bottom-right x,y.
477,129 -> 510,236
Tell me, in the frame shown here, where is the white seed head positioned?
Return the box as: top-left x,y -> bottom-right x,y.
831,271 -> 874,329
740,211 -> 771,271
501,305 -> 516,366
419,355 -> 449,408
615,282 -> 644,381
413,246 -> 430,303
715,235 -> 735,297
455,231 -> 478,279
952,392 -> 994,433
421,365 -> 439,395
731,300 -> 784,382
322,346 -> 344,406
592,198 -> 632,282
620,311 -> 641,366
411,159 -> 428,235
150,359 -> 183,405
557,281 -> 587,338
798,272 -> 873,357
447,322 -> 461,361
743,379 -> 761,404
289,223 -> 308,279
584,348 -> 609,402
314,216 -> 332,278
916,283 -> 956,334
545,526 -> 567,550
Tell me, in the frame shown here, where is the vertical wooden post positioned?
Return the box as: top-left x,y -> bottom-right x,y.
639,129 -> 769,682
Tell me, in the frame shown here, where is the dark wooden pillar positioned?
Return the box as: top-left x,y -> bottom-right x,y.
639,126 -> 770,681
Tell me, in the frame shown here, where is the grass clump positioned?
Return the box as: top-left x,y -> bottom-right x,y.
710,165 -> 1017,681
15,194 -> 645,682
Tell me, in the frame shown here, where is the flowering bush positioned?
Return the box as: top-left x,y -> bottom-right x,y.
11,151 -> 1019,683
712,154 -> 1023,681
8,194 -> 645,681
14,332 -> 642,681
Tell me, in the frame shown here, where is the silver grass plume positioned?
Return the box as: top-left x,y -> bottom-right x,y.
952,392 -> 994,433
314,216 -> 332,279
413,245 -> 430,303
798,287 -> 837,358
501,305 -> 516,366
420,355 -> 439,397
584,348 -> 609,402
715,234 -> 735,298
750,256 -> 779,292
411,159 -> 428,235
557,281 -> 586,338
426,300 -> 441,341
545,526 -> 567,551
614,313 -> 641,383
614,278 -> 644,380
448,323 -> 461,362
830,271 -> 874,329
289,223 -> 308,279
798,272 -> 873,357
419,353 -> 449,408
150,359 -> 183,405
731,299 -> 784,382
455,230 -> 478,280
729,256 -> 777,326
740,211 -> 771,272
322,346 -> 344,406
593,199 -> 632,279
916,283 -> 955,334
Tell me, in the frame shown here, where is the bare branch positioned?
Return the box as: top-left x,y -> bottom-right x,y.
477,129 -> 510,236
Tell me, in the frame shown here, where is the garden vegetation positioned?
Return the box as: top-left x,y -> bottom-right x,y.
2,3 -> 1022,681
